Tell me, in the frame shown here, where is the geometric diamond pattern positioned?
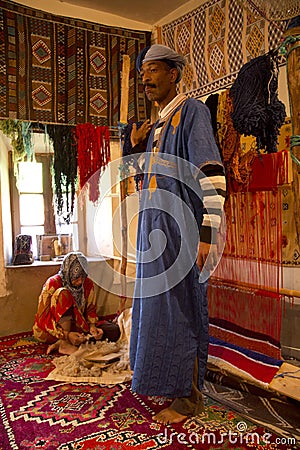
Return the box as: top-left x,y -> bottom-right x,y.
209,43 -> 224,76
90,50 -> 106,73
10,382 -> 123,427
0,0 -> 150,125
90,92 -> 107,114
32,39 -> 51,64
177,22 -> 191,55
32,85 -> 52,106
246,24 -> 264,58
161,0 -> 284,99
209,4 -> 225,39
182,63 -> 194,90
192,10 -> 209,87
227,1 -> 244,74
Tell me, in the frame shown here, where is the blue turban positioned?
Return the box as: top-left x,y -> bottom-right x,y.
136,44 -> 186,83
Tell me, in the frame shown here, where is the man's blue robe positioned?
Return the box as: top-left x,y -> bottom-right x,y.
130,97 -> 223,397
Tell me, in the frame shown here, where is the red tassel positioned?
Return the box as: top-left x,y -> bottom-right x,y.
76,124 -> 111,202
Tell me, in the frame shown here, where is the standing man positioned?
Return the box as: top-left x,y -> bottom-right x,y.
130,44 -> 226,424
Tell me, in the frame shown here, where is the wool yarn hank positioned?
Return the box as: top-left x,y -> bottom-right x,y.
76,123 -> 110,203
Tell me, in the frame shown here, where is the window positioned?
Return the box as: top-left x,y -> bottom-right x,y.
18,161 -> 45,257
10,153 -> 78,260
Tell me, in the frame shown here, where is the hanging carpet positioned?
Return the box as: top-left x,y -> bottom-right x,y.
0,0 -> 150,125
161,0 -> 286,99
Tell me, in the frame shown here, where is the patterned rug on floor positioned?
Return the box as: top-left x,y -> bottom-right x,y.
0,332 -> 298,450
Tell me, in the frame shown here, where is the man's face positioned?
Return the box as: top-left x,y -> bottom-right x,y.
140,60 -> 177,106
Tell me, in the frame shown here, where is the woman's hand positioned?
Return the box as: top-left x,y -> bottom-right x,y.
89,325 -> 104,341
67,331 -> 86,346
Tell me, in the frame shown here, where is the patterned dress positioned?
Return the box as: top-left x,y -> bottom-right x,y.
130,94 -> 223,398
32,274 -> 98,343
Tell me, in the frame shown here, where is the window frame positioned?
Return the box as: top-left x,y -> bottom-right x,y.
9,152 -> 57,259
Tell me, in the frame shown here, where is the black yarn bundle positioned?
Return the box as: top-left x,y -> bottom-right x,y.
205,93 -> 222,156
205,93 -> 219,137
230,53 -> 286,153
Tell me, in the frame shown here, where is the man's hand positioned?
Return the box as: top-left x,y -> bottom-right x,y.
197,242 -> 218,273
130,119 -> 152,146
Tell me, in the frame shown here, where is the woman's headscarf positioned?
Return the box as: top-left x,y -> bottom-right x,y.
58,252 -> 88,308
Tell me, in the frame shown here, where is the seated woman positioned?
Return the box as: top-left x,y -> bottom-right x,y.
32,251 -> 120,354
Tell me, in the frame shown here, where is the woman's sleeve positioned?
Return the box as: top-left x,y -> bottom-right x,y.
49,288 -> 75,338
34,276 -> 69,340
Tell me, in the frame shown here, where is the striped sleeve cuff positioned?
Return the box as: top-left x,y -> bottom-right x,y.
199,165 -> 226,244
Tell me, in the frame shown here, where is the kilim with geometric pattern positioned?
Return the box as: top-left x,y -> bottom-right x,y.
0,0 -> 151,126
162,0 -> 286,99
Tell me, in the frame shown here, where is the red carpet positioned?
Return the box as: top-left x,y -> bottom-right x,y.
0,332 -> 296,449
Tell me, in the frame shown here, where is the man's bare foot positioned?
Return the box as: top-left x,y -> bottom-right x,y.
153,407 -> 187,424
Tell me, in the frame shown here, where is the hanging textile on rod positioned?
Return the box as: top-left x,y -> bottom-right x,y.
75,124 -> 110,203
47,125 -> 78,223
0,119 -> 34,168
